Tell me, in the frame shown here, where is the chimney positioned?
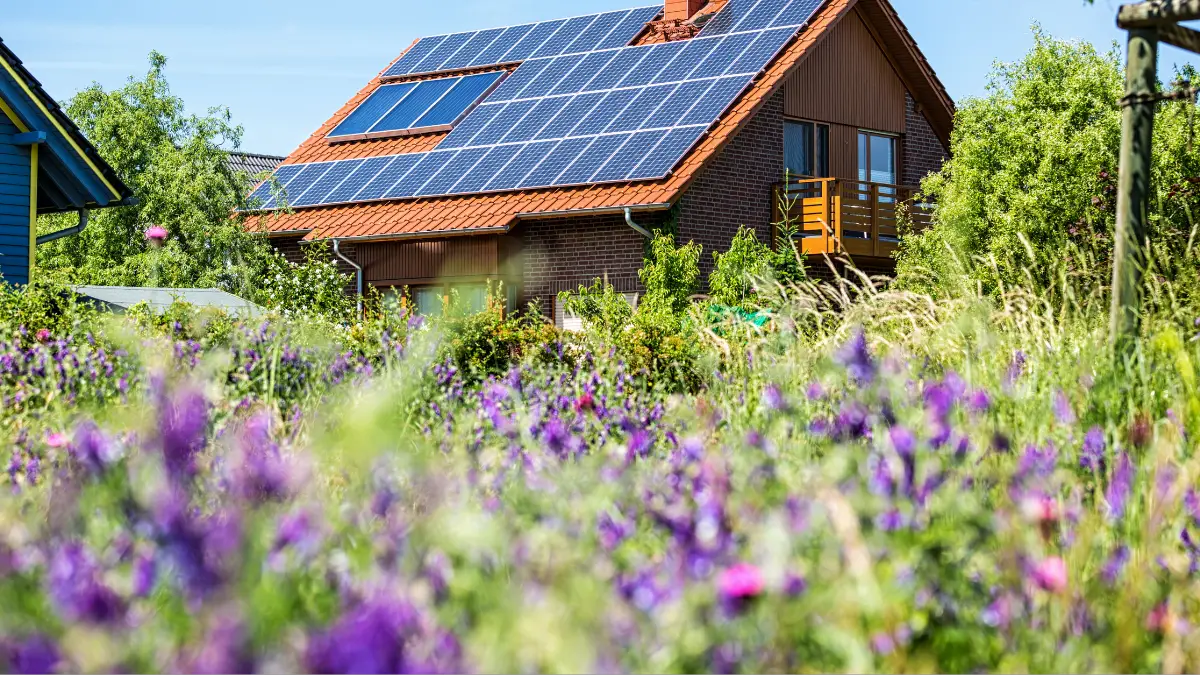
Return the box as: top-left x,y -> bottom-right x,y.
664,0 -> 704,22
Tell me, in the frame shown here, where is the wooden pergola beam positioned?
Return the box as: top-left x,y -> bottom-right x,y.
1159,21 -> 1200,54
1118,0 -> 1200,29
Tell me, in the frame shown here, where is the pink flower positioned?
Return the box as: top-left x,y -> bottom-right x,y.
45,432 -> 69,448
1031,556 -> 1068,594
1019,494 -> 1060,524
575,393 -> 594,413
718,563 -> 764,600
144,225 -> 168,242
35,329 -> 51,343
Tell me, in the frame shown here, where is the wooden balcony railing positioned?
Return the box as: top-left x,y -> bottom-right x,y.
771,177 -> 935,258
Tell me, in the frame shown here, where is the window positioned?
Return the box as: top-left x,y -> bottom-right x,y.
328,71 -> 505,140
858,131 -> 897,185
452,283 -> 489,315
413,287 -> 445,317
784,120 -> 829,178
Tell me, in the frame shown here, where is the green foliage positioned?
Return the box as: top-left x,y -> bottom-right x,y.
256,246 -> 356,323
440,289 -> 561,381
0,277 -> 102,338
34,52 -> 272,294
560,279 -> 635,343
639,233 -> 701,313
709,227 -> 772,306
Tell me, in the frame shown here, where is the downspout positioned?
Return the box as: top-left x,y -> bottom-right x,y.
623,207 -> 653,238
332,238 -> 363,319
36,209 -> 88,246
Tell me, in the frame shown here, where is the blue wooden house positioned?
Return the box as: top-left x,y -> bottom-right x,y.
0,37 -> 132,286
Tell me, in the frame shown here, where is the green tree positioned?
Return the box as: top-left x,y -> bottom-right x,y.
639,233 -> 701,314
709,226 -> 772,306
896,28 -> 1200,299
35,52 -> 272,294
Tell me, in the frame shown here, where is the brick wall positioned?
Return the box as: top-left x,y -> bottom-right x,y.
902,93 -> 948,187
676,89 -> 785,285
514,211 -> 670,314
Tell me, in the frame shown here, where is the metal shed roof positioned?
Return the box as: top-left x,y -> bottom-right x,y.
73,285 -> 263,316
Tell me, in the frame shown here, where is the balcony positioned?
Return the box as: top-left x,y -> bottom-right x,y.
772,177 -> 935,259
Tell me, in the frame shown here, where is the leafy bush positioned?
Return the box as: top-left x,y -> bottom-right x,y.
640,233 -> 701,313
256,246 -> 355,322
440,291 -> 562,381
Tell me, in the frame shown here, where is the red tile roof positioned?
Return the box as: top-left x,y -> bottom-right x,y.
245,0 -> 861,242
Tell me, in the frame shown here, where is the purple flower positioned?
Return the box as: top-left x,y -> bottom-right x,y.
1106,452 -> 1134,523
158,386 -> 208,480
68,420 -> 119,475
889,426 -> 915,457
1080,427 -> 1106,472
876,508 -> 905,531
968,389 -> 992,413
762,384 -> 788,411
598,510 -> 635,551
177,616 -> 253,674
871,631 -> 895,655
229,412 -> 294,503
806,381 -> 826,400
132,551 -> 157,597
304,599 -> 422,674
46,543 -> 126,625
1005,350 -> 1027,388
1186,489 -> 1200,528
835,329 -> 876,385
1102,545 -> 1129,585
1030,556 -> 1068,594
1,635 -> 61,674
1053,390 -> 1076,425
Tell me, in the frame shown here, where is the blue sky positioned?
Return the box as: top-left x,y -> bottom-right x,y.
5,0 -> 1196,157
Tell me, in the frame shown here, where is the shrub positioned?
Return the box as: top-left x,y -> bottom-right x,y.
256,246 -> 355,322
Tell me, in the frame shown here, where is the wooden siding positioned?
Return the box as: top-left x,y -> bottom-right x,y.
359,236 -> 499,286
782,8 -> 906,134
0,111 -> 31,285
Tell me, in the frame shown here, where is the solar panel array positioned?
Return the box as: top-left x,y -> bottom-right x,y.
383,6 -> 662,78
248,0 -> 826,211
328,72 -> 505,139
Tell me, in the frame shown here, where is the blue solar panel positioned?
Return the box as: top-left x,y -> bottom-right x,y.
570,89 -> 639,136
771,0 -> 822,27
412,32 -> 474,74
652,38 -> 721,84
501,20 -> 566,62
642,80 -> 715,129
562,11 -> 625,56
414,72 -> 505,127
328,83 -> 416,138
384,36 -> 448,77
607,84 -> 675,133
292,160 -> 361,207
518,53 -> 586,99
487,59 -> 551,102
247,165 -> 302,208
520,137 -> 590,187
535,93 -> 605,140
440,28 -> 507,72
617,41 -> 687,88
500,98 -> 561,144
556,133 -> 629,184
593,130 -> 665,182
326,156 -> 393,203
417,147 -> 489,196
727,27 -> 795,74
438,104 -> 504,149
679,76 -> 751,126
486,141 -> 557,190
689,32 -> 758,79
550,51 -> 616,96
356,155 -> 421,201
387,152 -> 455,198
450,145 -> 523,193
627,125 -> 706,179
372,78 -> 457,132
735,0 -> 790,32
533,15 -> 596,59
471,100 -> 538,145
581,48 -> 648,92
269,164 -> 329,209
596,6 -> 661,50
470,24 -> 534,68
698,0 -> 755,36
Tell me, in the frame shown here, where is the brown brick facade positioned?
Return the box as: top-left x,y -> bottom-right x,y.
512,211 -> 670,313
903,93 -> 948,188
676,89 -> 786,284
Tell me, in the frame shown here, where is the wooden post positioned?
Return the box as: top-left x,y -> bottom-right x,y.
1110,27 -> 1159,354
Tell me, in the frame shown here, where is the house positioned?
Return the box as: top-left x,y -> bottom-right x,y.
226,150 -> 285,187
0,38 -> 133,286
244,0 -> 952,324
